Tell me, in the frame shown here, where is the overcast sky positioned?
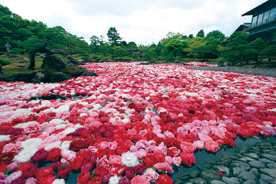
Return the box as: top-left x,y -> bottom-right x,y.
0,0 -> 266,45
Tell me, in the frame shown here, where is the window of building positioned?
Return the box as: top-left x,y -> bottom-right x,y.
263,10 -> 270,23
252,16 -> 258,27
269,7 -> 276,21
257,13 -> 264,25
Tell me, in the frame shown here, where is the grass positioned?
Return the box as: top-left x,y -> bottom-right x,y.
2,57 -> 43,75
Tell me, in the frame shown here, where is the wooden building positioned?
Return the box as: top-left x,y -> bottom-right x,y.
239,0 -> 276,42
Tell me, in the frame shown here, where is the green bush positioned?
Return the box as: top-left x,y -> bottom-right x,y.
9,48 -> 25,54
213,57 -> 226,64
0,57 -> 12,66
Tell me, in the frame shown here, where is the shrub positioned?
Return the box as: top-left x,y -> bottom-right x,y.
9,48 -> 25,55
0,57 -> 12,66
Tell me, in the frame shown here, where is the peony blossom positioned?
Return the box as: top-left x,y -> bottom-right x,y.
52,179 -> 65,184
121,151 -> 139,167
14,148 -> 38,163
131,175 -> 150,184
143,168 -> 159,182
153,162 -> 174,174
109,175 -> 120,184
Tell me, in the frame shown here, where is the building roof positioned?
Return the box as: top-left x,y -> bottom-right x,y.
242,0 -> 276,17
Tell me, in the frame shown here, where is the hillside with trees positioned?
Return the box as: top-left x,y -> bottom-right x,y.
1,4 -> 276,67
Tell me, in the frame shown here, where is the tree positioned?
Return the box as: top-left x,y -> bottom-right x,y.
261,45 -> 276,62
165,39 -> 187,57
183,37 -> 206,59
188,34 -> 194,39
248,38 -> 267,53
206,30 -> 225,41
222,31 -> 249,65
107,27 -> 122,46
196,29 -> 205,38
90,35 -> 100,53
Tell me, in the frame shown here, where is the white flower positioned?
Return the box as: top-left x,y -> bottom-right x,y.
122,151 -> 139,167
14,148 -> 38,163
74,124 -> 83,129
93,104 -> 102,110
0,135 -> 10,142
63,128 -> 76,135
21,138 -> 42,149
53,179 -> 66,184
60,141 -> 71,150
109,175 -> 120,184
45,141 -> 61,151
14,121 -> 38,129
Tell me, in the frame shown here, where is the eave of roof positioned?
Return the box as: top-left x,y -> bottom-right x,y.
242,0 -> 276,16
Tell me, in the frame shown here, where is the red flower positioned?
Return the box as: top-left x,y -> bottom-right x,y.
77,171 -> 91,184
94,166 -> 109,176
154,152 -> 165,163
70,157 -> 83,170
57,166 -> 72,178
88,176 -> 102,184
35,167 -> 54,180
109,165 -> 126,176
155,174 -> 173,184
0,165 -> 8,173
216,170 -> 224,176
17,162 -> 34,172
96,148 -> 108,158
143,154 -> 157,167
167,147 -> 180,157
39,175 -> 55,184
180,153 -> 196,167
46,148 -> 61,161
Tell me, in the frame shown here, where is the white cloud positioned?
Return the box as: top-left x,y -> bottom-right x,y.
0,0 -> 265,45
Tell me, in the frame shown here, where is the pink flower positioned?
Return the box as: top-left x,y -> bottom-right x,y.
193,140 -> 205,149
5,171 -> 22,184
96,155 -> 110,167
108,141 -> 117,150
99,141 -> 109,150
153,162 -> 174,174
165,156 -> 173,165
205,141 -> 220,152
25,177 -> 38,184
109,155 -> 122,165
143,168 -> 159,182
7,160 -> 21,172
61,149 -> 76,162
134,150 -> 147,159
172,157 -> 181,166
131,175 -> 150,184
3,142 -> 21,153
180,142 -> 196,154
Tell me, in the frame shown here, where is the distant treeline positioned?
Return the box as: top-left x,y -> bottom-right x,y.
1,4 -> 276,65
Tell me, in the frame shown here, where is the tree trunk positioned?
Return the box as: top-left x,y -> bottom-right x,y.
27,44 -> 50,70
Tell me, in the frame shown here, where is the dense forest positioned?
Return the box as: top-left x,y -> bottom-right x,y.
1,4 -> 276,66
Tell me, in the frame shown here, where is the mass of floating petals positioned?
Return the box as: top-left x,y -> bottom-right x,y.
0,61 -> 275,183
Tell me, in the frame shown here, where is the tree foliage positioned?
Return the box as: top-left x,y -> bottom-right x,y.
107,27 -> 122,46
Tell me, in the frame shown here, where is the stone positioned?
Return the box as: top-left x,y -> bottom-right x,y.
32,72 -> 45,83
243,153 -> 259,159
243,180 -> 257,184
260,168 -> 276,178
201,170 -> 222,182
190,177 -> 207,184
233,167 -> 243,175
230,161 -> 251,171
262,154 -> 276,162
212,165 -> 230,176
248,161 -> 266,168
259,158 -> 275,164
41,55 -> 66,70
179,171 -> 190,180
258,179 -> 267,184
173,179 -> 184,184
260,174 -> 275,182
196,166 -> 206,172
258,142 -> 272,150
211,181 -> 226,184
250,168 -> 259,178
238,170 -> 256,180
80,70 -> 98,77
267,163 -> 276,168
3,63 -> 26,69
218,155 -> 233,166
222,177 -> 240,184
190,170 -> 200,178
54,72 -> 72,82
